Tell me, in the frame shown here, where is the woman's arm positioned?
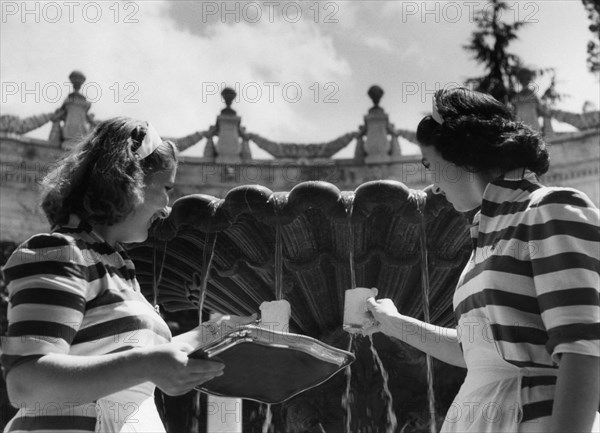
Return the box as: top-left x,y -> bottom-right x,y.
3,234 -> 225,408
550,353 -> 599,433
366,298 -> 466,368
526,190 -> 600,430
6,341 -> 224,408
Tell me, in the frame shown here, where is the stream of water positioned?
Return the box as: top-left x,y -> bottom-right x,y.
341,191 -> 400,432
197,231 -> 217,320
261,404 -> 273,433
416,191 -> 437,433
344,193 -> 357,291
274,222 -> 283,301
262,195 -> 286,433
369,335 -> 398,432
342,334 -> 354,433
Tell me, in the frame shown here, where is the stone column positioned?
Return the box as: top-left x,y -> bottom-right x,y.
354,125 -> 366,161
389,124 -> 402,161
48,120 -> 63,146
203,136 -> 216,161
542,114 -> 555,138
240,127 -> 252,162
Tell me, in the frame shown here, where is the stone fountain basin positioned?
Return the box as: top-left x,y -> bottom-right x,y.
128,180 -> 472,339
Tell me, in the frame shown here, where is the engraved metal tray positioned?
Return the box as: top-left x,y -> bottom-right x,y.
189,325 -> 355,404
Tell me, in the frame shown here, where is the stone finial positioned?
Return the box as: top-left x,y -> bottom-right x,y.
367,85 -> 384,109
516,67 -> 535,89
61,70 -> 92,149
69,70 -> 86,92
216,87 -> 242,163
221,87 -> 237,115
363,86 -> 392,163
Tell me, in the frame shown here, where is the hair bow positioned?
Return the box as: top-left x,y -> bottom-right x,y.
128,122 -> 163,160
431,98 -> 444,125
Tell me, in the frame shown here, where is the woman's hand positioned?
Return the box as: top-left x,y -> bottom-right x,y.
172,314 -> 258,349
144,341 -> 225,396
363,297 -> 401,336
206,313 -> 258,335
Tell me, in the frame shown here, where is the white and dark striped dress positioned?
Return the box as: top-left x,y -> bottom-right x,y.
1,215 -> 171,432
443,169 -> 600,432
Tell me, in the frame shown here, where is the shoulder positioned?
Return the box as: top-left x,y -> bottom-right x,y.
529,186 -> 597,211
9,231 -> 83,256
21,231 -> 77,249
2,231 -> 92,280
524,186 -> 599,249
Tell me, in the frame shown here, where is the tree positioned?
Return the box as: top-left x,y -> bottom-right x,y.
463,0 -> 529,104
582,0 -> 600,73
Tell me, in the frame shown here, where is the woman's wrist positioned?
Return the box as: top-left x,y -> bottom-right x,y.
127,347 -> 158,383
378,311 -> 405,337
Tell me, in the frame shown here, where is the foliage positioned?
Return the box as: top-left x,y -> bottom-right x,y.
464,0 -> 565,111
464,0 -> 530,104
582,0 -> 600,73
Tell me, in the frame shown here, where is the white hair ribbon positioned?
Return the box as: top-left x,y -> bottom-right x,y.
130,122 -> 163,160
431,98 -> 444,125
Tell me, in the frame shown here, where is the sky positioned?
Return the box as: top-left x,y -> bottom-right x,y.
1,1 -> 598,159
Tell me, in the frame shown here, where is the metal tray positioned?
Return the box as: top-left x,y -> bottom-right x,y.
189,325 -> 355,404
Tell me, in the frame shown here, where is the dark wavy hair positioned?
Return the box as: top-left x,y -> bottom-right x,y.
41,116 -> 178,228
416,87 -> 549,175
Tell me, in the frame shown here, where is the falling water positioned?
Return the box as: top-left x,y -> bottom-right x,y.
340,193 -> 356,432
274,221 -> 283,301
343,192 -> 356,291
261,194 -> 286,433
271,188 -> 287,302
197,200 -> 219,322
368,335 -> 398,432
197,231 -> 218,320
151,238 -> 168,313
191,388 -> 202,433
416,191 -> 437,433
261,404 -> 273,433
341,334 -> 354,433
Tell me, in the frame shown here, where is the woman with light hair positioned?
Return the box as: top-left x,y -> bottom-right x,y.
2,117 -> 251,432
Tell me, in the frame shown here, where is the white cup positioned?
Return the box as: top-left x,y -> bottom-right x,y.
259,300 -> 291,332
343,287 -> 377,333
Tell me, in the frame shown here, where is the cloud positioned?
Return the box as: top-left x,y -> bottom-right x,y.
363,35 -> 394,53
0,1 -> 351,144
1,0 -> 596,150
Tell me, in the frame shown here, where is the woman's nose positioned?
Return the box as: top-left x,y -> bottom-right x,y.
432,185 -> 443,195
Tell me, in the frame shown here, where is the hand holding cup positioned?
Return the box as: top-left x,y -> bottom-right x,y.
364,296 -> 401,336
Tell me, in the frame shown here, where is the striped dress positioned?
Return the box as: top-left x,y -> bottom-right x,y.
1,215 -> 172,432
442,169 -> 600,432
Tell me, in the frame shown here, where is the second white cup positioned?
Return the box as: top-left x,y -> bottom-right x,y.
343,287 -> 377,333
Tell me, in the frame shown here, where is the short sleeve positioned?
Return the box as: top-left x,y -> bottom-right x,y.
528,188 -> 600,364
1,233 -> 91,375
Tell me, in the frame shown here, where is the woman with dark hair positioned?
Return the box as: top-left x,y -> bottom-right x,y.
1,117 -> 251,432
366,88 -> 599,432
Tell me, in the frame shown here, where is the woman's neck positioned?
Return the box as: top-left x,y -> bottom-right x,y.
91,224 -> 120,248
